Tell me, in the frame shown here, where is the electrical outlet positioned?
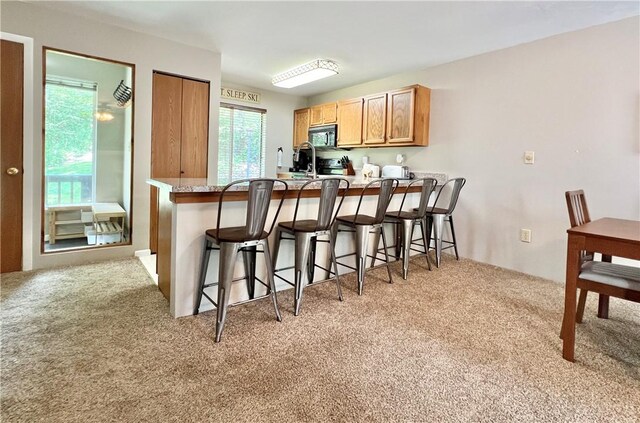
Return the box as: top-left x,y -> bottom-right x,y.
524,151 -> 535,164
520,229 -> 532,243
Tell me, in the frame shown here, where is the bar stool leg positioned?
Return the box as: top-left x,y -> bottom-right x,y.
242,246 -> 257,299
194,238 -> 212,315
262,241 -> 282,322
270,228 -> 283,295
370,226 -> 382,268
294,232 -> 313,316
307,237 -> 317,284
419,219 -> 432,271
401,219 -> 415,280
215,242 -> 239,343
329,234 -> 343,301
394,222 -> 402,260
355,225 -> 371,295
448,215 -> 460,260
380,226 -> 394,284
432,214 -> 445,268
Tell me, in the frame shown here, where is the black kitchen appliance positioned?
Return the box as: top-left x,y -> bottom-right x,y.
317,158 -> 345,175
291,149 -> 309,172
308,124 -> 338,149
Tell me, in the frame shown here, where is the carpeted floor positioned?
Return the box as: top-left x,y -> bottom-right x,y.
1,256 -> 639,422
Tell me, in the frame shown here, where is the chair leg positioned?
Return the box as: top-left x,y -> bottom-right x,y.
401,219 -> 415,280
597,294 -> 610,319
355,225 -> 371,295
294,232 -> 313,316
419,219 -> 432,271
448,215 -> 459,260
329,234 -> 343,301
432,214 -> 445,268
370,225 -> 382,268
215,242 -> 239,343
242,246 -> 257,299
394,222 -> 402,260
380,226 -> 394,284
262,241 -> 282,322
576,289 -> 588,323
307,237 -> 317,284
194,238 -> 212,315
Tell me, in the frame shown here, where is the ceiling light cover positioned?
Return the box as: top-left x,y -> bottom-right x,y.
272,59 -> 339,88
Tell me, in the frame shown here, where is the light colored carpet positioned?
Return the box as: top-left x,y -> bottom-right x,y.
1,256 -> 639,422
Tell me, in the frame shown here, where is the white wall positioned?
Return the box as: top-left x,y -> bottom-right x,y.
220,81 -> 307,178
310,17 -> 640,283
1,1 -> 222,269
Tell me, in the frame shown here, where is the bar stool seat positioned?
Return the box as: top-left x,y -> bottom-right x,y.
273,178 -> 349,316
194,178 -> 288,343
335,215 -> 380,226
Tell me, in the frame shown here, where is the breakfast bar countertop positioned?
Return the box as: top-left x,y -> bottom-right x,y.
147,171 -> 448,193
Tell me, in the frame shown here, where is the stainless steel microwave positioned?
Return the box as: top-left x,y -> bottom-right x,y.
308,124 -> 337,149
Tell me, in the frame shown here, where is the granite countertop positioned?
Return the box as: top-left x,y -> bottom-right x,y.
147,172 -> 447,193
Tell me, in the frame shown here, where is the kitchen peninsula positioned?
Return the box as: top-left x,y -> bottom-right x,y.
148,173 -> 446,317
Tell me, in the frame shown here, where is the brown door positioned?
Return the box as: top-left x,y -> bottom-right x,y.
1,40 -> 24,273
179,79 -> 209,178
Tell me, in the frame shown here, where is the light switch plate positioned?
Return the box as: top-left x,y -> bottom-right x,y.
520,229 -> 532,243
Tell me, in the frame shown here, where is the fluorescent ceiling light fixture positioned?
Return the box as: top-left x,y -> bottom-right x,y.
272,59 -> 339,88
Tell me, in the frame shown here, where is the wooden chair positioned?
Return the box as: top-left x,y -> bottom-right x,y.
565,190 -> 609,321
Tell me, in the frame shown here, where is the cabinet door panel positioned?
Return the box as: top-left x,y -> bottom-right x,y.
293,108 -> 310,147
387,88 -> 415,143
180,79 -> 209,178
310,106 -> 323,126
151,73 -> 183,178
363,94 -> 387,144
337,98 -> 363,146
321,102 -> 337,123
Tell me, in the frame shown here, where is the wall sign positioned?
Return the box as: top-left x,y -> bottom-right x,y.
220,87 -> 261,104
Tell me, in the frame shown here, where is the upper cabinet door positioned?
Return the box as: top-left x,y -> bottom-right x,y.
293,108 -> 310,147
310,105 -> 323,126
321,102 -> 337,124
151,73 -> 183,178
337,98 -> 363,146
363,93 -> 387,144
180,79 -> 210,178
387,87 -> 415,143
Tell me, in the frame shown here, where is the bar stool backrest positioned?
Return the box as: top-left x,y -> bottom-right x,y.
216,178 -> 288,241
291,178 -> 350,231
432,177 -> 466,214
353,178 -> 399,224
397,177 -> 438,218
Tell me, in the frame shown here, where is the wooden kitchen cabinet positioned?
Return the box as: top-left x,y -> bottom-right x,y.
293,108 -> 310,147
363,93 -> 387,144
309,102 -> 337,127
387,87 -> 416,143
150,72 -> 210,255
337,98 -> 363,146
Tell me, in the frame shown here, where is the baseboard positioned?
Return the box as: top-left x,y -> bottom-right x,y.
134,249 -> 152,257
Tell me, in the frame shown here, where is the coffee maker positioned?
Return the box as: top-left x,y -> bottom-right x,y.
291,150 -> 310,172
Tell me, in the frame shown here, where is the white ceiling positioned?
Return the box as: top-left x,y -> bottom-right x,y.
38,1 -> 640,97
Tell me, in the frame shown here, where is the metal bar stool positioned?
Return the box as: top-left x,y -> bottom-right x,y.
194,178 -> 288,342
334,178 -> 399,295
424,177 -> 466,267
272,178 -> 350,316
383,178 -> 438,280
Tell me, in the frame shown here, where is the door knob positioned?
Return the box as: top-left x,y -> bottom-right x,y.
6,167 -> 19,175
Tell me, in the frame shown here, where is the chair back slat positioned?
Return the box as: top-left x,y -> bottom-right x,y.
414,178 -> 439,217
374,179 -> 399,223
291,178 -> 349,232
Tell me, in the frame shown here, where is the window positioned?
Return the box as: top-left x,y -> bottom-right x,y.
44,78 -> 97,206
217,103 -> 266,184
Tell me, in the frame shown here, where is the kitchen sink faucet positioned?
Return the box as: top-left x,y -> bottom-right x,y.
294,141 -> 317,179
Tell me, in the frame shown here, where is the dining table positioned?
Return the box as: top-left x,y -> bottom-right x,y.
562,217 -> 640,362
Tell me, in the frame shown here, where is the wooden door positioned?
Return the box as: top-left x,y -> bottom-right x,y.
293,108 -> 310,147
1,40 -> 24,273
150,73 -> 183,253
336,98 -> 363,146
363,93 -> 387,144
180,79 -> 209,178
321,102 -> 337,124
387,87 -> 415,143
